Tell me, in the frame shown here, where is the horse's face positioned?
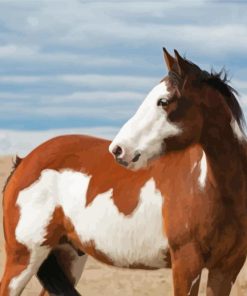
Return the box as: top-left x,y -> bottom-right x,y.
109,49 -> 204,170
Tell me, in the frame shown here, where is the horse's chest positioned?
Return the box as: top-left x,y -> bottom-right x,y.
59,171 -> 168,268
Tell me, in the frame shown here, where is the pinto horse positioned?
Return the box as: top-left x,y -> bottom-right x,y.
1,49 -> 247,296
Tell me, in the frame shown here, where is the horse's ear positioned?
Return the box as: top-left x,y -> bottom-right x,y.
163,48 -> 177,71
174,49 -> 191,77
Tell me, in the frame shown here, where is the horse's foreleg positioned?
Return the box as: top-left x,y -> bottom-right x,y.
206,255 -> 246,296
170,242 -> 203,296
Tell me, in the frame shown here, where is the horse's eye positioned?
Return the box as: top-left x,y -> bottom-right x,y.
157,98 -> 169,107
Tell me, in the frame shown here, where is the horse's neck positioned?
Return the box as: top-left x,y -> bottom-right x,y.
201,123 -> 247,208
151,144 -> 205,197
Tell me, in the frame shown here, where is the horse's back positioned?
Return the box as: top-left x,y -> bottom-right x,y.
22,134 -> 112,173
4,134 -> 111,195
2,134 -> 112,242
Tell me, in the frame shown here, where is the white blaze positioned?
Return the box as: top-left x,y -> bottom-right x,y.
110,81 -> 181,169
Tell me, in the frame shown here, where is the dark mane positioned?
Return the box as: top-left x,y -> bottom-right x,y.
202,69 -> 246,133
181,56 -> 246,133
2,155 -> 22,193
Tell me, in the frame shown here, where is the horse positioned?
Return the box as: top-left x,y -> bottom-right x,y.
0,49 -> 246,296
109,49 -> 247,295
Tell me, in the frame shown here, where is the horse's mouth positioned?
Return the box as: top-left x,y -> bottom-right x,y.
116,158 -> 129,167
116,152 -> 142,168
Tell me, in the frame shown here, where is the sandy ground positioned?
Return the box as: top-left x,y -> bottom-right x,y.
0,155 -> 247,295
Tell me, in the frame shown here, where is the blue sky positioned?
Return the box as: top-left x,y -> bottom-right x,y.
0,0 -> 247,154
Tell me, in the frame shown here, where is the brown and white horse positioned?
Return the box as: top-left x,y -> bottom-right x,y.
1,49 -> 247,296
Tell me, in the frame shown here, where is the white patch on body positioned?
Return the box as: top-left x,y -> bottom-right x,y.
198,151 -> 207,189
16,170 -> 58,247
10,174 -> 54,294
109,81 -> 181,169
9,247 -> 49,296
231,119 -> 245,141
15,170 -> 168,269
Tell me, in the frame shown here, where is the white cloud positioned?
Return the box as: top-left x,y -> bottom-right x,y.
0,0 -> 246,143
0,88 -> 147,123
0,45 -> 37,58
0,91 -> 143,102
0,127 -> 118,156
0,44 -> 134,69
0,74 -> 159,90
41,91 -> 144,103
0,75 -> 42,84
1,1 -> 246,55
60,74 -> 158,90
0,93 -> 31,100
20,105 -> 133,119
0,91 -> 144,104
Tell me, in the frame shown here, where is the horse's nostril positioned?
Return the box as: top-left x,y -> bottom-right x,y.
112,145 -> 123,157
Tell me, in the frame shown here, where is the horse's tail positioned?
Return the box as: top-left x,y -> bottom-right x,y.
37,251 -> 81,296
2,155 -> 22,193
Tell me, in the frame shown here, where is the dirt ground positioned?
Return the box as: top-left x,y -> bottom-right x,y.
0,155 -> 247,295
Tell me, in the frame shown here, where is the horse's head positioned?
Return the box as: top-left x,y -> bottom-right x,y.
109,49 -> 244,170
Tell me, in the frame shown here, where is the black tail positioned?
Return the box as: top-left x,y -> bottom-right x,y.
37,252 -> 81,296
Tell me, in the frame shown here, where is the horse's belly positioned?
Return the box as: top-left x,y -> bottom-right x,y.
80,231 -> 169,269
59,171 -> 168,268
75,208 -> 168,269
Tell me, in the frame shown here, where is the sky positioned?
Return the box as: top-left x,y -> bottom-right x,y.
0,0 -> 247,155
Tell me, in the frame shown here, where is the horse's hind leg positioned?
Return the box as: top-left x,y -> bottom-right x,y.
206,256 -> 246,296
0,243 -> 49,296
